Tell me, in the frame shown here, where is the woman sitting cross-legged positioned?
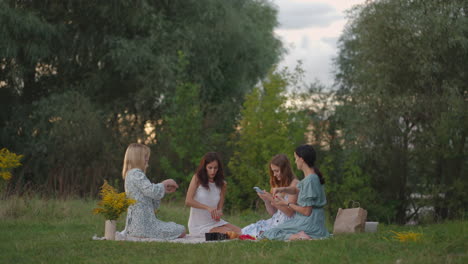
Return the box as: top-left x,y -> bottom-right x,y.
241,154 -> 299,237
185,152 -> 241,236
259,144 -> 330,241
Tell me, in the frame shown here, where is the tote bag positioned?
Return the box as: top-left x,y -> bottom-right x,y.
333,201 -> 367,234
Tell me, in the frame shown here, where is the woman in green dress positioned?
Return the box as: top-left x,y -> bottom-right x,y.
260,144 -> 330,241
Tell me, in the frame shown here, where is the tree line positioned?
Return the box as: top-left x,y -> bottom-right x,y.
1,0 -> 466,224
0,0 -> 282,195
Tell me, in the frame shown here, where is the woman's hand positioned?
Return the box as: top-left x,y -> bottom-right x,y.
273,195 -> 288,207
161,179 -> 178,193
207,207 -> 222,221
215,209 -> 223,221
257,191 -> 273,202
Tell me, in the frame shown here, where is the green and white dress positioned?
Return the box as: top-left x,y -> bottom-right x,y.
123,168 -> 185,239
260,174 -> 330,240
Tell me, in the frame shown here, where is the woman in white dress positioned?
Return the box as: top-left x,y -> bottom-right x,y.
185,152 -> 241,235
241,154 -> 299,237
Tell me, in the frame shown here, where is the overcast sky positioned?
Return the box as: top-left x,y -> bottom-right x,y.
273,0 -> 366,87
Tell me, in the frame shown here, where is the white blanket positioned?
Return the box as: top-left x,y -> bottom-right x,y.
92,231 -> 233,244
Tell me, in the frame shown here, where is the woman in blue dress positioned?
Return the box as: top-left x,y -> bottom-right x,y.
260,144 -> 330,241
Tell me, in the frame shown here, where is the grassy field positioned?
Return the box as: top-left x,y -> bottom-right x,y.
0,196 -> 466,264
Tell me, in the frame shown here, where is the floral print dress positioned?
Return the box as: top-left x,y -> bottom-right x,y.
241,194 -> 294,237
123,168 -> 185,239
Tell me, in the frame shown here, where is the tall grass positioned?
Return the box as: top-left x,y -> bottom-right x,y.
1,196 -> 467,264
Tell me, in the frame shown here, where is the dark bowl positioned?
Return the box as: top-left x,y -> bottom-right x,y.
205,232 -> 228,241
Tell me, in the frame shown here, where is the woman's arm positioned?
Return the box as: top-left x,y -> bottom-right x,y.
274,180 -> 299,217
215,182 -> 227,220
288,203 -> 312,216
217,181 -> 226,211
257,191 -> 277,216
185,175 -> 220,220
185,175 -> 210,210
131,170 -> 165,200
273,197 -> 312,216
273,186 -> 299,195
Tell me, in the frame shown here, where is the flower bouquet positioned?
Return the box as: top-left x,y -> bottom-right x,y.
0,148 -> 23,195
93,181 -> 136,240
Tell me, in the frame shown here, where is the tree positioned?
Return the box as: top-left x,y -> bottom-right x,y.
0,0 -> 283,196
14,91 -> 118,196
153,52 -> 205,192
228,68 -> 307,209
335,0 -> 468,223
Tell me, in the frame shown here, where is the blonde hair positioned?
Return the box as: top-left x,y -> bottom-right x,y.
122,143 -> 150,179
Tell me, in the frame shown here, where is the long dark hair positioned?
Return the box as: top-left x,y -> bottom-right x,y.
269,154 -> 296,191
195,152 -> 225,189
295,144 -> 325,184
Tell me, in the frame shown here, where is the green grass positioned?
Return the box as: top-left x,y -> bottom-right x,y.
1,196 -> 467,264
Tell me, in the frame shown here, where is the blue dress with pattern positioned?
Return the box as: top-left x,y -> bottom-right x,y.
260,174 -> 330,240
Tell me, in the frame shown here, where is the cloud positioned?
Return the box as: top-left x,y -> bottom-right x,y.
277,33 -> 337,87
273,0 -> 367,87
275,0 -> 342,29
321,36 -> 339,48
300,35 -> 310,49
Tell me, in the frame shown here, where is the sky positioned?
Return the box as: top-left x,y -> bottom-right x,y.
272,0 -> 367,87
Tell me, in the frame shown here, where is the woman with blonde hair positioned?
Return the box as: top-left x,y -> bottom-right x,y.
241,154 -> 299,237
122,143 -> 186,239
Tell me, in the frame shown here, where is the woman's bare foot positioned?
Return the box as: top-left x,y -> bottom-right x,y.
178,230 -> 186,238
289,231 -> 312,241
210,223 -> 242,234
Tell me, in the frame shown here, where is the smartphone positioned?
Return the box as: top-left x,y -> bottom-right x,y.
253,187 -> 265,194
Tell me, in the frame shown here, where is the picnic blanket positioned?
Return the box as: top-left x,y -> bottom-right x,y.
92,231 -> 234,244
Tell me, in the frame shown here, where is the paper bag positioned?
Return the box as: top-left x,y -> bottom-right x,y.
333,206 -> 368,234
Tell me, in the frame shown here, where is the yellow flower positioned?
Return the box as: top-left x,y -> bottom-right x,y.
390,231 -> 423,242
0,171 -> 12,180
0,148 -> 23,181
92,180 -> 136,220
